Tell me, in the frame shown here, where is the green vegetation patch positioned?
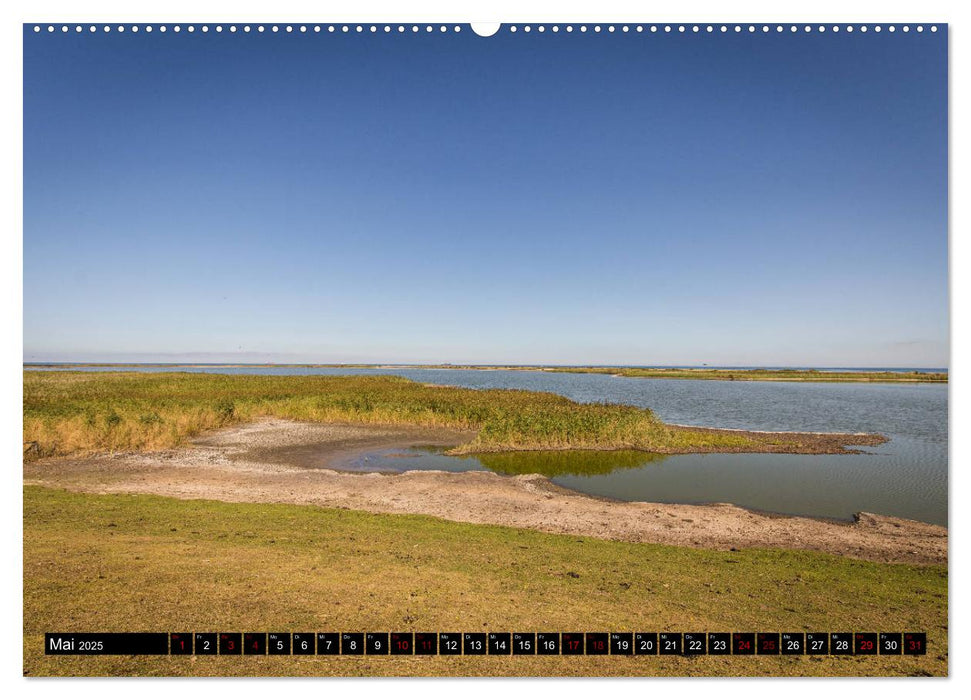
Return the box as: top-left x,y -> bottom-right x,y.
23,487 -> 947,677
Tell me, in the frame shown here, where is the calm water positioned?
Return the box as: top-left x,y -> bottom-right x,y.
28,365 -> 948,525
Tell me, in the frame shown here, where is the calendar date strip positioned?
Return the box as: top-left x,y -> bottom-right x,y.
45,631 -> 927,656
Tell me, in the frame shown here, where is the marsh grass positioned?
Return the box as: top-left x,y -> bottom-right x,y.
24,371 -> 876,461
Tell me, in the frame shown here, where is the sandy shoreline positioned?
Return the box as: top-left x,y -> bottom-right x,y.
23,418 -> 946,565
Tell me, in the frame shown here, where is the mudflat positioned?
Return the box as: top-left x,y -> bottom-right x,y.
23,418 -> 946,565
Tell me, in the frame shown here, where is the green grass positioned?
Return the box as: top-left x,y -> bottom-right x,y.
24,371 -> 877,460
23,486 -> 947,677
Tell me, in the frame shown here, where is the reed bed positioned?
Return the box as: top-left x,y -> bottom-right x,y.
23,371 -> 872,460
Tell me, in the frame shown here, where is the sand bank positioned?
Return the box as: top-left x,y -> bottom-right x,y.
23,418 -> 945,565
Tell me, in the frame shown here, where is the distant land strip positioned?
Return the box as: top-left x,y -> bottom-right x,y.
23,363 -> 948,383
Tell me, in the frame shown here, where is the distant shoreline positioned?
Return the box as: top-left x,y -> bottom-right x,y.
23,363 -> 949,383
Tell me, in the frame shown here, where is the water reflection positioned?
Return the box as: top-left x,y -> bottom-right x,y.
334,446 -> 666,477
470,449 -> 666,477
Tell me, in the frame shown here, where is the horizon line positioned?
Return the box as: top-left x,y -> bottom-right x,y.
22,361 -> 949,371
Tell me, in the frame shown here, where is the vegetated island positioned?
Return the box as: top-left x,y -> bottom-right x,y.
24,363 -> 948,382
24,371 -> 886,461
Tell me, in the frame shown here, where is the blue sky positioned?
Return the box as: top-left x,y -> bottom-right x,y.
23,25 -> 948,367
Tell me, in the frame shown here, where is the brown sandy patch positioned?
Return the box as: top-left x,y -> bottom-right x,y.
23,418 -> 945,565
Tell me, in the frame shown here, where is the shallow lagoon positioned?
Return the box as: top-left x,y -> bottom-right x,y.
28,366 -> 948,525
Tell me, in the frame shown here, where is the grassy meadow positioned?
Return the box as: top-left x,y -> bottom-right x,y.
23,371 -> 873,461
24,486 -> 947,677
